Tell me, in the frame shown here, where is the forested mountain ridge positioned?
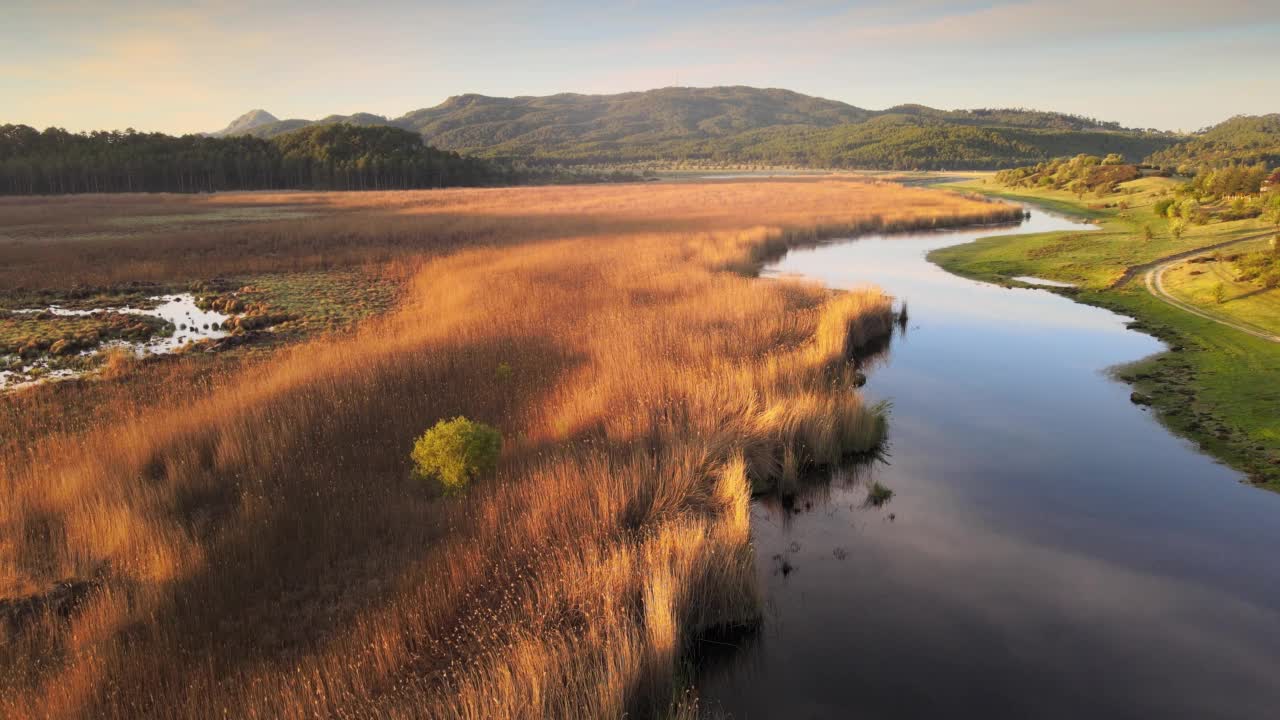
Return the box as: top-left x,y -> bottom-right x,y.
219,86 -> 1182,169
1146,114 -> 1280,171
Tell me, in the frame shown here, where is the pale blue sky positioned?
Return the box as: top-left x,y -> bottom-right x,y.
2,0 -> 1276,134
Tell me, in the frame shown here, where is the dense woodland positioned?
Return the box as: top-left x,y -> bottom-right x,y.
0,124 -> 500,195
1147,115 -> 1280,172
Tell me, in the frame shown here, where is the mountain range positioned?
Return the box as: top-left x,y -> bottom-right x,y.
208,87 -> 1273,171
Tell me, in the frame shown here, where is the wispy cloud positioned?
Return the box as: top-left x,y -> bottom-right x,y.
2,0 -> 1277,133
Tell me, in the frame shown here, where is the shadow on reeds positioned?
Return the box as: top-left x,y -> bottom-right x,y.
756,320 -> 898,509
691,322 -> 905,697
44,332 -> 587,717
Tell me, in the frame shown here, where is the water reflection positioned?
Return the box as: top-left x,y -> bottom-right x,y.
1,293 -> 230,389
701,208 -> 1280,719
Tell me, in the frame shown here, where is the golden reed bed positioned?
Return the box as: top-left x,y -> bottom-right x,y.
0,179 -> 1017,718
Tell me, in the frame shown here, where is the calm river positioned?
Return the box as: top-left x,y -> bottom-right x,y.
700,206 -> 1280,719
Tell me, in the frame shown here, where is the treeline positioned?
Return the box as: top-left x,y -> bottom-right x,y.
1146,114 -> 1280,173
0,124 -> 501,195
1185,163 -> 1273,198
470,121 -> 1177,171
995,154 -> 1141,195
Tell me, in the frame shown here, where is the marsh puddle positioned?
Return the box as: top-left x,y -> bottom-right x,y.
701,207 -> 1280,718
1,293 -> 229,389
1011,274 -> 1077,288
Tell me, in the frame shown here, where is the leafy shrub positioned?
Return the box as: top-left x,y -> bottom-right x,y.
864,481 -> 894,508
410,417 -> 502,492
495,362 -> 513,381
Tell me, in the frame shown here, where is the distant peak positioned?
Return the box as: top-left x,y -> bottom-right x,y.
440,94 -> 493,107
212,109 -> 280,136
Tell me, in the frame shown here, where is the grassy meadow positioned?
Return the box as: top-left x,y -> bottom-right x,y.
0,179 -> 1018,718
932,175 -> 1280,486
1159,237 -> 1280,337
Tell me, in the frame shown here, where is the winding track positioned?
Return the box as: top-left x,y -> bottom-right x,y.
1137,231 -> 1280,344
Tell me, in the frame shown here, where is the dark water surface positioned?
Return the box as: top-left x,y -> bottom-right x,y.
700,208 -> 1280,719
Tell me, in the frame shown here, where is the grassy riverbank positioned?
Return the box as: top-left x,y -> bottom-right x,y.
931,176 -> 1280,488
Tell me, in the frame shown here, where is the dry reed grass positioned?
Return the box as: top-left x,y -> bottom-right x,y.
0,178 -> 1018,718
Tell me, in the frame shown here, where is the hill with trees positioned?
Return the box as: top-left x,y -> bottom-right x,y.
220,86 -> 1183,170
210,109 -> 282,137
1146,115 -> 1280,172
994,154 -> 1142,196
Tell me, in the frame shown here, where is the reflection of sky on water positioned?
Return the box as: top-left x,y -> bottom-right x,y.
2,294 -> 229,390
704,209 -> 1280,719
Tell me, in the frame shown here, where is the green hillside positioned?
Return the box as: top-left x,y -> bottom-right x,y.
1146,115 -> 1280,170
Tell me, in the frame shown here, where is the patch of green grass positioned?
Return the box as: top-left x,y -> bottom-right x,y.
0,287 -> 164,312
1161,243 -> 1280,336
226,270 -> 402,337
1,268 -> 405,388
0,310 -> 167,358
935,176 -> 1274,289
104,207 -> 318,229
864,481 -> 894,508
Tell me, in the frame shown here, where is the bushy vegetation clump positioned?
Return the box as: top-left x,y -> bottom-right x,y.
995,154 -> 1140,196
1232,244 -> 1280,289
1161,166 -> 1279,224
1187,163 -> 1272,198
410,416 -> 502,492
998,151 -> 1279,225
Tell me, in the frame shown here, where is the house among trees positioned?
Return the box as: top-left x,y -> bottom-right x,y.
1263,170 -> 1280,193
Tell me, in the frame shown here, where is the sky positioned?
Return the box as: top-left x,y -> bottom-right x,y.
3,0 -> 1277,135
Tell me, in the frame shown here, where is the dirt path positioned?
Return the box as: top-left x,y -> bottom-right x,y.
1140,233 -> 1280,343
1112,231 -> 1275,289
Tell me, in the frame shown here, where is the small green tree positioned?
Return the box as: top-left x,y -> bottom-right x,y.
411,417 -> 502,493
1213,282 -> 1226,304
1143,224 -> 1154,242
1170,219 -> 1186,241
